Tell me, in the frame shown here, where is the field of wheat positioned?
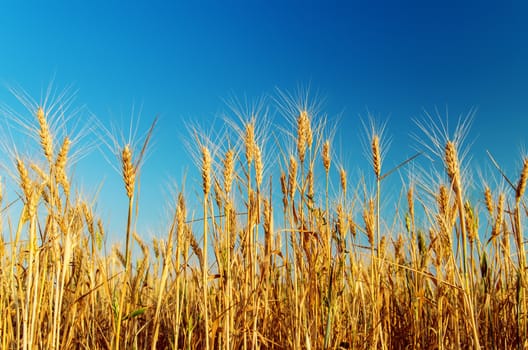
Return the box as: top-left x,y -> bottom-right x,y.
0,90 -> 527,349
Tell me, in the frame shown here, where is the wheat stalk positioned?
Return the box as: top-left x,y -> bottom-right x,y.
55,137 -> 71,194
484,186 -> 494,217
515,157 -> 528,203
36,107 -> 54,164
245,122 -> 256,166
288,156 -> 297,200
121,145 -> 135,200
255,145 -> 263,188
201,145 -> 211,350
339,167 -> 347,199
297,111 -> 309,164
322,140 -> 331,174
223,149 -> 235,195
372,135 -> 381,180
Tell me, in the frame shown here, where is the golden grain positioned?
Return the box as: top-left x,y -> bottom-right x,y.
297,111 -> 309,163
484,186 -> 493,216
2,91 -> 524,349
122,144 -> 135,199
492,193 -> 505,239
201,145 -> 212,196
288,155 -> 297,199
339,167 -> 347,196
364,199 -> 375,246
17,158 -> 32,200
255,145 -> 263,187
372,135 -> 381,178
322,140 -> 331,174
516,157 -> 528,202
245,122 -> 256,165
36,107 -> 54,163
444,141 -> 460,193
223,148 -> 235,195
55,137 -> 71,192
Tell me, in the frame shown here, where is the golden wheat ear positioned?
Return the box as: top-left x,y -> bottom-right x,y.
121,145 -> 135,199
36,107 -> 54,164
515,157 -> 528,203
223,148 -> 235,195
322,139 -> 331,174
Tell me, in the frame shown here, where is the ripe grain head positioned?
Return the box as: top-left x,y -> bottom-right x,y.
515,157 -> 528,203
122,144 -> 136,199
322,140 -> 331,174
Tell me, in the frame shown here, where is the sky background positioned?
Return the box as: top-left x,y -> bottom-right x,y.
0,1 -> 527,244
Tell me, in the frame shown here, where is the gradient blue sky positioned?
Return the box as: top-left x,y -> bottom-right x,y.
1,1 -> 527,241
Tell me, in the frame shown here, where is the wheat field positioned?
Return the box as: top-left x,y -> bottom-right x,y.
0,90 -> 527,349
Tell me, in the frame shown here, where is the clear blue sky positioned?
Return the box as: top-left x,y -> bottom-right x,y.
1,1 -> 527,242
